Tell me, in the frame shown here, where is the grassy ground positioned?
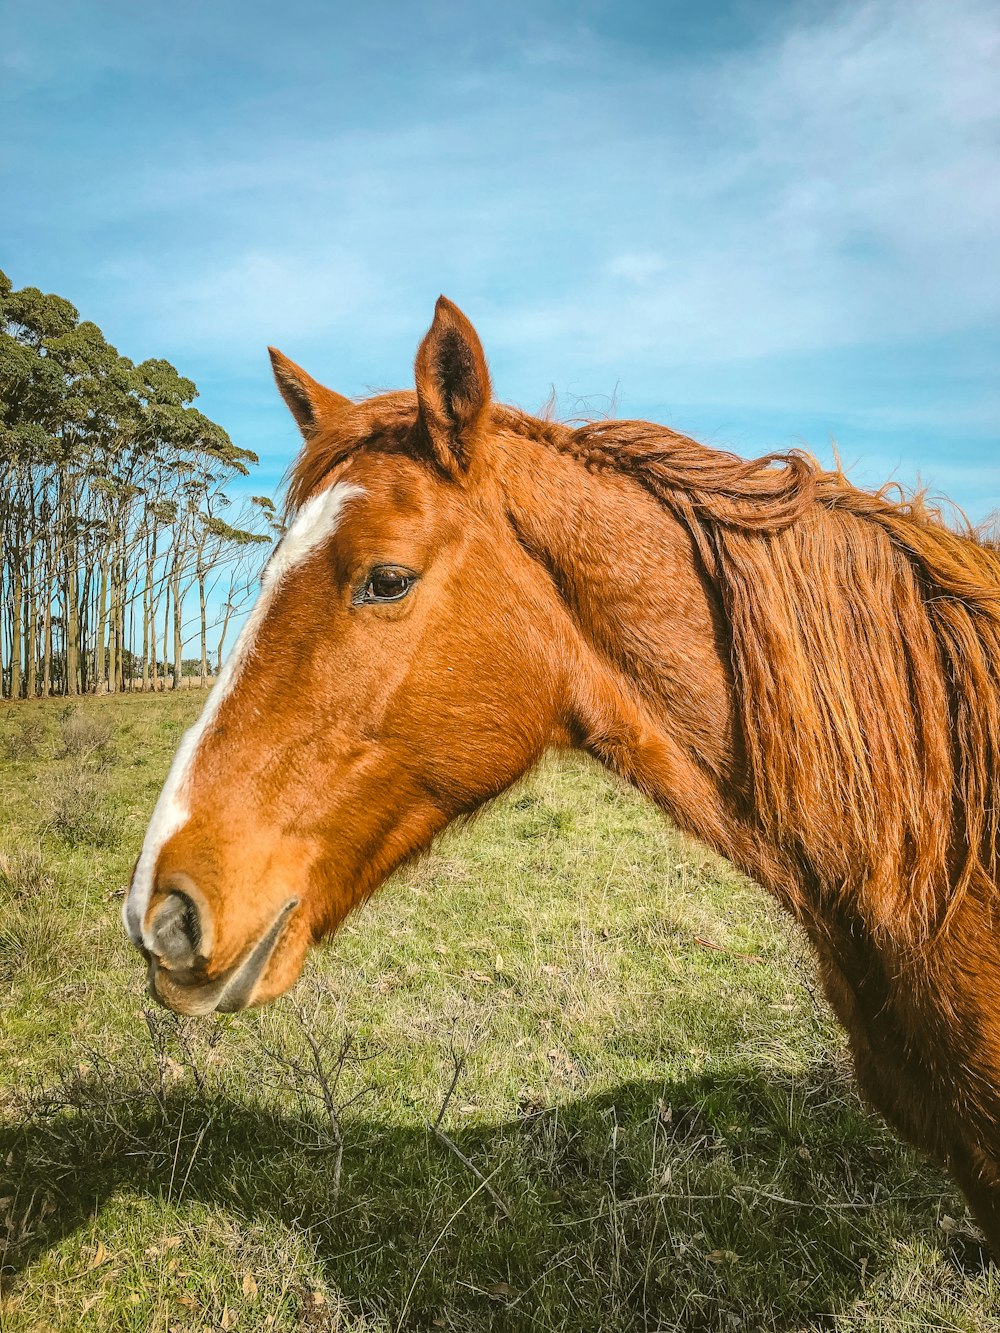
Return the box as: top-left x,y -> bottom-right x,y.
0,694 -> 997,1332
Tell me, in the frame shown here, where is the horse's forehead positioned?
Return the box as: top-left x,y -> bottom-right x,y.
325,451 -> 461,534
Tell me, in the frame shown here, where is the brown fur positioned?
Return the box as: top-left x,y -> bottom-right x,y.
132,297 -> 1000,1256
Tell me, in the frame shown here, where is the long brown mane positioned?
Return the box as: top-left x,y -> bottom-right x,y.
565,420 -> 1000,946
290,396 -> 1000,946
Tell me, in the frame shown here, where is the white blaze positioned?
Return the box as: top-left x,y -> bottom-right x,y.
124,481 -> 363,948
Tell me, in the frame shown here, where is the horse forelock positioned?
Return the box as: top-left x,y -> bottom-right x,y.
284,393 -> 565,515
284,393 -> 418,516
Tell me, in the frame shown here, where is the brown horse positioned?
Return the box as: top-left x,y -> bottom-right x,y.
125,297 -> 1000,1256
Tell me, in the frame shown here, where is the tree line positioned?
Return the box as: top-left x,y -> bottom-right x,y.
0,268 -> 276,699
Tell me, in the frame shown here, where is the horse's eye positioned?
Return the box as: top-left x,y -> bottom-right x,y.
358,568 -> 416,604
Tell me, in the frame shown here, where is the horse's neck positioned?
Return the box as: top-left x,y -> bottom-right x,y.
494,429 -> 746,854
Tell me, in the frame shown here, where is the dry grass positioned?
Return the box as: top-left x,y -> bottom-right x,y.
44,765 -> 122,847
57,709 -> 116,766
0,845 -> 62,984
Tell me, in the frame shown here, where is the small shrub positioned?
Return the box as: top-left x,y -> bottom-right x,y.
0,846 -> 60,979
1,715 -> 46,761
0,844 -> 54,903
45,769 -> 122,847
0,907 -> 62,980
59,711 -> 115,767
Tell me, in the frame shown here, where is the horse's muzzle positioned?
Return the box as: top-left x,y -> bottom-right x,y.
145,897 -> 300,1015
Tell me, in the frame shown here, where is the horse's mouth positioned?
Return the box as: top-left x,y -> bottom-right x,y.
146,897 -> 300,1015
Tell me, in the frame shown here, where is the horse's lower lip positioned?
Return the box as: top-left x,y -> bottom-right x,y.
146,960 -> 220,1016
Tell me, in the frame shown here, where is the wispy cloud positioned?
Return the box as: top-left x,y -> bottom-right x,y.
490,0 -> 1000,367
3,0 -> 997,510
58,1 -> 995,373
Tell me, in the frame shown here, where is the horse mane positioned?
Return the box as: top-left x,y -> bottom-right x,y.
289,395 -> 1000,944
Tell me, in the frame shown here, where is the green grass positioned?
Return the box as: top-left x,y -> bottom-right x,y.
0,693 -> 997,1331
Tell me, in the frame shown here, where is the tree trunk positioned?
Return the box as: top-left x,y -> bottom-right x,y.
199,570 -> 208,687
42,588 -> 52,698
116,555 -> 126,692
172,564 -> 183,690
25,556 -> 37,699
107,558 -> 118,695
65,562 -> 80,697
141,566 -> 150,691
95,562 -> 108,694
216,581 -> 238,674
11,560 -> 23,700
162,575 -> 171,692
148,539 -> 159,692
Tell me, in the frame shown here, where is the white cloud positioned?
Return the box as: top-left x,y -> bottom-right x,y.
495,0 -> 1000,370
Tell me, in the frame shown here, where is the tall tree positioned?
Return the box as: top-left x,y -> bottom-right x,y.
0,269 -> 273,698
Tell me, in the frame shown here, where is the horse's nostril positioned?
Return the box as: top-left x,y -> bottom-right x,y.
149,891 -> 202,970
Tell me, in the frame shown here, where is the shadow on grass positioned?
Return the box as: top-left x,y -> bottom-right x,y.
0,1054 -> 984,1332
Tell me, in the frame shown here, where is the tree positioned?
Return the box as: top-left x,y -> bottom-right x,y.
0,269 -> 273,698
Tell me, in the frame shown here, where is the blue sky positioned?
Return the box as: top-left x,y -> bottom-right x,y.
4,0 -> 999,520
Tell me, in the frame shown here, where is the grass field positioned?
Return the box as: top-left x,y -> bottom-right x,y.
0,693 -> 997,1332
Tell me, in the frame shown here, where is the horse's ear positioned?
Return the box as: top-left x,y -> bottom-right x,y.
268,348 -> 352,439
414,297 -> 491,474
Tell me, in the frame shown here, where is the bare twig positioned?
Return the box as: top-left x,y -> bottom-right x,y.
730,1186 -> 881,1211
425,1034 -> 510,1218
425,1120 -> 512,1220
255,1002 -> 363,1211
434,1045 -> 465,1131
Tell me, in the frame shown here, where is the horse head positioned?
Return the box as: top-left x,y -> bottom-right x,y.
123,299 -> 583,1013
